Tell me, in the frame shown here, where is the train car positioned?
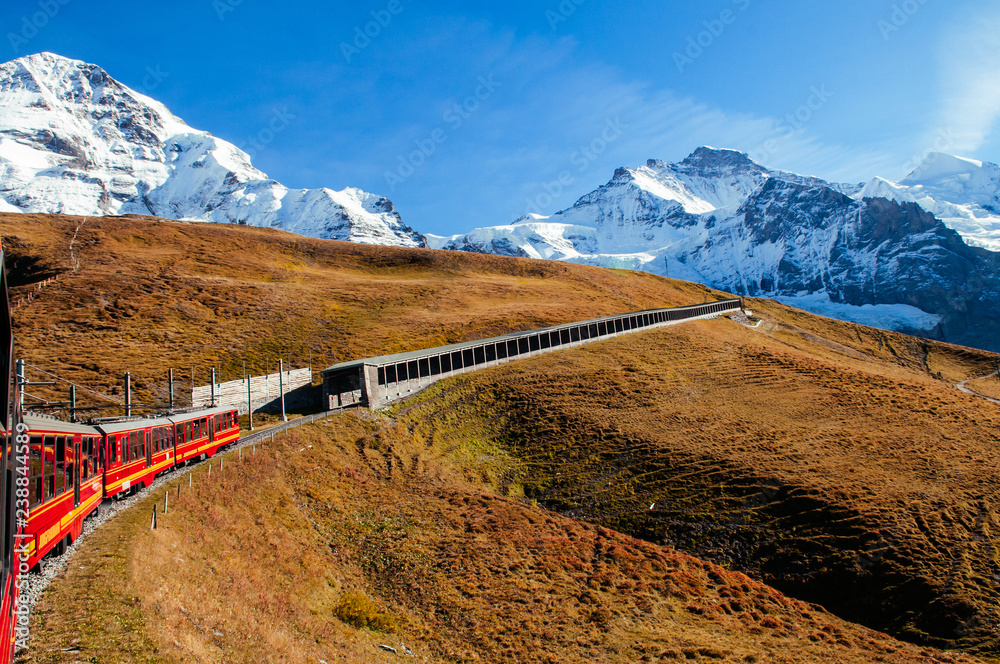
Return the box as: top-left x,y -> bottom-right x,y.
167,406 -> 239,465
1,246 -> 20,662
95,416 -> 172,500
21,414 -> 103,571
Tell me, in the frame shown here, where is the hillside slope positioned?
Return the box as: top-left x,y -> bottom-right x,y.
0,211 -> 718,411
7,213 -> 999,662
400,305 -> 1000,656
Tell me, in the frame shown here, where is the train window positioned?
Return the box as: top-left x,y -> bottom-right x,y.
201,418 -> 208,438
29,435 -> 42,508
54,436 -> 65,496
185,421 -> 192,443
66,437 -> 76,489
216,414 -> 222,431
80,439 -> 89,480
43,435 -> 55,501
84,438 -> 93,478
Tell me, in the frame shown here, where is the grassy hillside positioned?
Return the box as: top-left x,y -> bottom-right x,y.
399,303 -> 1000,656
19,413 -> 987,663
7,213 -> 999,662
0,212 -> 720,412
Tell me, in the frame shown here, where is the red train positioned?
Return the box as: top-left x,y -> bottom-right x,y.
0,244 -> 242,661
20,406 -> 240,570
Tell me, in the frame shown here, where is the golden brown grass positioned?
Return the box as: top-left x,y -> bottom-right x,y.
19,413 -> 989,663
0,212 -> 719,412
10,213 -> 1000,662
398,309 -> 1000,657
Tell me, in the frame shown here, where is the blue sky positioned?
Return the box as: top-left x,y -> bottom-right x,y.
4,0 -> 999,235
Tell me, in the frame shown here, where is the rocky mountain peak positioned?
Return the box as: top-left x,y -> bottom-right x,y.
0,52 -> 423,247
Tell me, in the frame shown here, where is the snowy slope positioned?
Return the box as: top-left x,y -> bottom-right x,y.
441,148 -> 1000,352
890,152 -> 1000,252
0,52 -> 423,247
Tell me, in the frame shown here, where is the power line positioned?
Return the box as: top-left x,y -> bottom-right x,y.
22,362 -> 125,405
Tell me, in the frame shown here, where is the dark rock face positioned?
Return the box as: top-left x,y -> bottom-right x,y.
721,179 -> 1000,350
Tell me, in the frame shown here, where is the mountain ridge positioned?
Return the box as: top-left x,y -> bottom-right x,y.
0,52 -> 424,247
432,147 -> 1000,352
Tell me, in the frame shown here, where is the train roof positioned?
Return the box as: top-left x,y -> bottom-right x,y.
22,412 -> 101,435
165,405 -> 233,424
93,416 -> 173,435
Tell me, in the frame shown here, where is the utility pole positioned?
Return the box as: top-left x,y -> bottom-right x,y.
168,368 -> 174,411
247,372 -> 253,431
664,255 -> 669,279
16,360 -> 24,413
210,367 -> 216,407
124,371 -> 131,418
70,385 -> 76,423
278,358 -> 287,421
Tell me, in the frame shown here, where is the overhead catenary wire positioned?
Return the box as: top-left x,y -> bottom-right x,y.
23,362 -> 125,405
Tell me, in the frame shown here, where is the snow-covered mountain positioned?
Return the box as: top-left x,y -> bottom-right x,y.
430,148 -> 1000,352
0,52 -> 423,247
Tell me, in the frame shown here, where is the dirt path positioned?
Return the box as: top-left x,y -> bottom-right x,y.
957,371 -> 1000,404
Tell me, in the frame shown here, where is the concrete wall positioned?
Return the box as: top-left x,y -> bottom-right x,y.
322,299 -> 740,410
192,367 -> 313,414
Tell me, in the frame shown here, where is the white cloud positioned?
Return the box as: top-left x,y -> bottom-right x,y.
933,7 -> 1000,154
